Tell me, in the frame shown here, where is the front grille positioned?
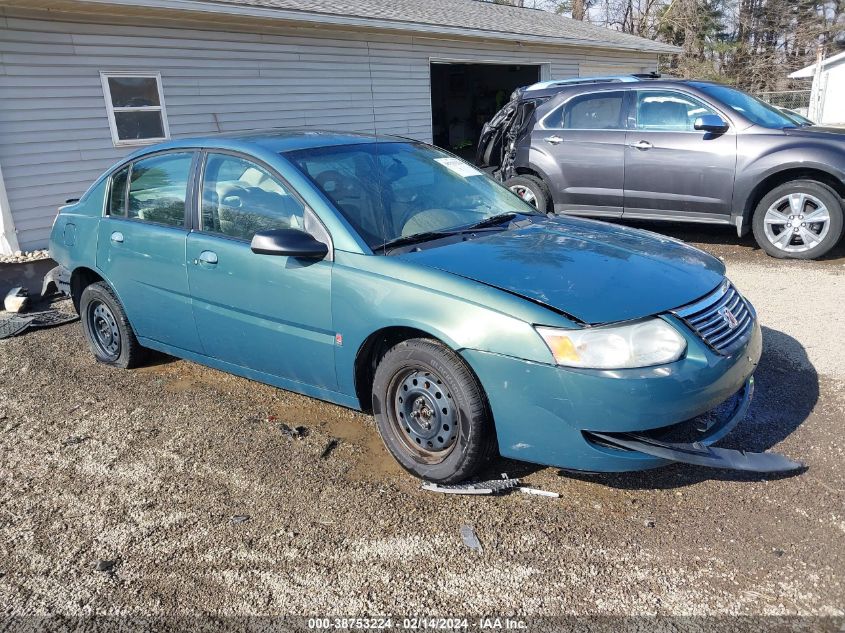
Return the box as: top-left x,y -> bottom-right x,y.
671,281 -> 755,355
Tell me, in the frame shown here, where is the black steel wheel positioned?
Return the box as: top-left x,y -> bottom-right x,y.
87,300 -> 121,361
79,281 -> 147,368
389,367 -> 459,463
372,338 -> 497,483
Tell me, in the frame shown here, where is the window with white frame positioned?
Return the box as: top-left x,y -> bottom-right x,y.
100,73 -> 170,146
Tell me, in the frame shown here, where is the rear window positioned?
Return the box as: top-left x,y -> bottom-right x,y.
547,91 -> 625,130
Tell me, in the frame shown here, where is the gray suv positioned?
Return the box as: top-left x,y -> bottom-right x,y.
477,77 -> 845,259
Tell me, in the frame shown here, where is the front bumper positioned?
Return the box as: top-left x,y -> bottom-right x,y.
461,317 -> 762,472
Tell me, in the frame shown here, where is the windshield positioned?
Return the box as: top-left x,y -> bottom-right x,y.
285,142 -> 539,251
694,83 -> 798,129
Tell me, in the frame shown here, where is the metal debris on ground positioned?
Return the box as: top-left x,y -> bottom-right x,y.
4,287 -> 29,313
460,525 -> 482,553
279,423 -> 309,439
230,515 -> 251,524
0,309 -> 79,340
320,438 -> 339,459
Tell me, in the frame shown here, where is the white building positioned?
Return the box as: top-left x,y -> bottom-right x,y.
790,50 -> 845,126
0,0 -> 676,255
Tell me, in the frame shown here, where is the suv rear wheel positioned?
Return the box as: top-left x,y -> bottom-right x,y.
752,180 -> 844,259
505,175 -> 550,212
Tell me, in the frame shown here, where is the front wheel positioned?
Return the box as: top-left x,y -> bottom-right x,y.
752,180 -> 844,259
372,339 -> 497,483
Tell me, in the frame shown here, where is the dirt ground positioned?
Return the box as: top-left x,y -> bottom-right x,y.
0,226 -> 843,628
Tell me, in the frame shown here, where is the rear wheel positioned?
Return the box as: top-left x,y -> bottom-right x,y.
505,175 -> 550,212
752,180 -> 844,259
372,338 -> 496,483
79,282 -> 147,368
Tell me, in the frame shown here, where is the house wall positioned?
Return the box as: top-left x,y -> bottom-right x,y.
821,62 -> 845,125
0,8 -> 658,252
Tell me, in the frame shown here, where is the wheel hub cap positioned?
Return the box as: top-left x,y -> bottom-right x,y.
509,185 -> 538,207
394,370 -> 458,454
763,192 -> 830,253
89,301 -> 120,356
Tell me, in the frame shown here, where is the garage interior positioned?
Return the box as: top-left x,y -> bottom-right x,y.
430,62 -> 542,159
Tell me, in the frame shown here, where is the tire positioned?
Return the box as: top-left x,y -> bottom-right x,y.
752,180 -> 844,260
505,175 -> 551,212
79,281 -> 147,369
372,338 -> 497,483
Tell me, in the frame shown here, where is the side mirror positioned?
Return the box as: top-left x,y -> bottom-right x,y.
250,228 -> 328,259
694,114 -> 729,134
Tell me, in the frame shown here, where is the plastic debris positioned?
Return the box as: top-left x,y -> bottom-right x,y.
460,525 -> 482,553
230,515 -> 251,524
279,423 -> 309,439
0,309 -> 79,340
94,560 -> 116,573
421,477 -> 521,495
519,487 -> 560,498
320,438 -> 339,459
4,287 -> 29,313
422,473 -> 560,498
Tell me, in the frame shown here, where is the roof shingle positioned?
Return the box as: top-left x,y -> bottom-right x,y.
200,0 -> 679,54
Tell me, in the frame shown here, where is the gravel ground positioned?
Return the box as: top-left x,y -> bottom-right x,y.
0,249 -> 51,265
0,228 -> 843,629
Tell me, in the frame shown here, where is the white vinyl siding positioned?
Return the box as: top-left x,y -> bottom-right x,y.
0,8 -> 657,251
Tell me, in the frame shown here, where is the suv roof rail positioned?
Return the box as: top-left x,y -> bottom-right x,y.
631,71 -> 661,79
523,74 -> 644,93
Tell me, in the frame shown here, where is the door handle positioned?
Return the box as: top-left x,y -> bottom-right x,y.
110,231 -> 124,244
629,140 -> 653,150
544,135 -> 564,145
197,250 -> 218,266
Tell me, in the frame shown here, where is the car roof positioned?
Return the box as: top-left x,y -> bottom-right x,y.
518,76 -> 700,100
126,129 -> 411,160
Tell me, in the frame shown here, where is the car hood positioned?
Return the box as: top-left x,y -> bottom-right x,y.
398,217 -> 725,324
783,126 -> 845,139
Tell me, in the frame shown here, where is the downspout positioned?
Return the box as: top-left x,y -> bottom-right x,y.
0,162 -> 21,256
808,47 -> 825,122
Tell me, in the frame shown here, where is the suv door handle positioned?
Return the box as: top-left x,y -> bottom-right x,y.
110,231 -> 124,244
544,135 -> 564,145
629,140 -> 653,150
196,250 -> 218,266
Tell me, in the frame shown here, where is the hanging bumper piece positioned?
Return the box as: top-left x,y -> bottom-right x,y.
585,431 -> 804,474
585,377 -> 804,473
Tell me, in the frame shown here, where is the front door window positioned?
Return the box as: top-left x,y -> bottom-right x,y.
635,90 -> 718,132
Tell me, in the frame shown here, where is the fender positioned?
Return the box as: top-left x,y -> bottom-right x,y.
734,141 -> 845,235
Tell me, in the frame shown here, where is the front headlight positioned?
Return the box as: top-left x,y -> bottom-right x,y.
536,319 -> 687,369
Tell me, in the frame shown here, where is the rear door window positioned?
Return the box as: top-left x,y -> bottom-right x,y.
550,91 -> 625,130
126,152 -> 193,227
108,165 -> 130,217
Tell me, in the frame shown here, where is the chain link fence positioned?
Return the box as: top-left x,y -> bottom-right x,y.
755,90 -> 812,115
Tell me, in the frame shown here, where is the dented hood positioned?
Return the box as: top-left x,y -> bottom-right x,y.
399,217 -> 725,324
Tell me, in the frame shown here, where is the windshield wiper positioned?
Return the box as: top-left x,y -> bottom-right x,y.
380,230 -> 457,252
460,212 -> 519,230
380,213 -> 525,253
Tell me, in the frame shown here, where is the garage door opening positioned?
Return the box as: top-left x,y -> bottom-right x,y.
431,62 -> 541,160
